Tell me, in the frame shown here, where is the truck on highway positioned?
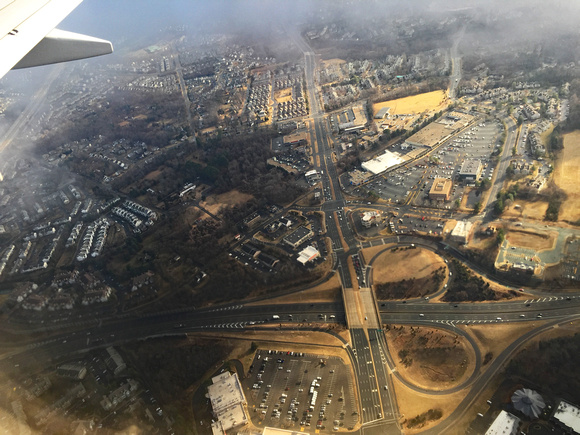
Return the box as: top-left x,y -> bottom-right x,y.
272,315 -> 280,320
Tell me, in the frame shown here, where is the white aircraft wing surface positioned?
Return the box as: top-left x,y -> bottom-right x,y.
0,0 -> 112,78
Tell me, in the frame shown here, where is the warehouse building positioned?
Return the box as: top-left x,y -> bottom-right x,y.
374,106 -> 391,119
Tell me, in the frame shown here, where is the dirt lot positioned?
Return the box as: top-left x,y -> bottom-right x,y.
505,228 -> 557,251
385,325 -> 475,391
372,90 -> 447,117
200,190 -> 254,215
556,131 -> 580,222
368,247 -> 446,284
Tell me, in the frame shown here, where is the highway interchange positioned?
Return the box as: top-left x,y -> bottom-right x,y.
0,30 -> 579,435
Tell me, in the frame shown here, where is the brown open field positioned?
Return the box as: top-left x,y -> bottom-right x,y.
274,88 -> 292,103
144,169 -> 163,181
556,131 -> 580,222
502,200 -> 549,221
373,90 -> 448,117
505,228 -> 556,250
459,323 -> 538,363
321,58 -> 346,67
200,190 -> 253,215
248,273 -> 342,305
369,247 -> 446,284
385,325 -> 475,391
391,374 -> 468,434
360,244 -> 395,263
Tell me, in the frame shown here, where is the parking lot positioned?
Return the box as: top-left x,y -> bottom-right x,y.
346,119 -> 503,208
246,349 -> 358,432
413,120 -> 503,207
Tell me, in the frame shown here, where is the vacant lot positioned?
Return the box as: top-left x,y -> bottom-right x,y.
274,88 -> 292,103
373,90 -> 447,117
556,131 -> 580,222
505,228 -> 556,251
200,190 -> 254,215
461,323 -> 538,364
385,325 -> 475,391
502,200 -> 549,221
391,375 -> 468,434
321,58 -> 346,67
370,247 -> 446,283
249,274 -> 342,305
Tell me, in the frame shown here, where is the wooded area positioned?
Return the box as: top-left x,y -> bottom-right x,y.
505,333 -> 580,404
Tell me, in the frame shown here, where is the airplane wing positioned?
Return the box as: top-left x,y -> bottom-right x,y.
0,0 -> 112,78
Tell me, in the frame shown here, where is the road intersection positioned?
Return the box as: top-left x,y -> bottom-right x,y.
0,28 -> 578,435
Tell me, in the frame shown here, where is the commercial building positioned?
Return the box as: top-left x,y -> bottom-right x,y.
57,363 -> 87,380
241,243 -> 261,258
511,388 -> 545,418
485,410 -> 520,435
297,246 -> 320,265
330,105 -> 367,133
361,149 -> 406,175
458,159 -> 482,182
374,106 -> 390,119
361,211 -> 381,228
283,131 -> 309,146
283,226 -> 313,248
450,220 -> 473,244
207,372 -> 248,435
305,169 -> 320,183
406,111 -> 474,149
429,178 -> 453,201
105,347 -> 126,376
552,400 -> 580,434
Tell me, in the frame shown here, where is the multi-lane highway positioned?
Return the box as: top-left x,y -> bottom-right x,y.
1,26 -> 578,435
293,33 -> 396,430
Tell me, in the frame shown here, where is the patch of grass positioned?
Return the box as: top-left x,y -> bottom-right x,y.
405,408 -> 443,429
545,197 -> 562,221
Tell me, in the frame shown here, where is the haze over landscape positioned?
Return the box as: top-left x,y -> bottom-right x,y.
0,1 -> 579,434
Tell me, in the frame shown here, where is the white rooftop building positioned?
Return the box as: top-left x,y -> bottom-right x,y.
552,400 -> 580,434
297,246 -> 320,265
485,410 -> 520,435
207,372 -> 248,435
361,211 -> 380,228
450,220 -> 473,244
362,149 -> 405,174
